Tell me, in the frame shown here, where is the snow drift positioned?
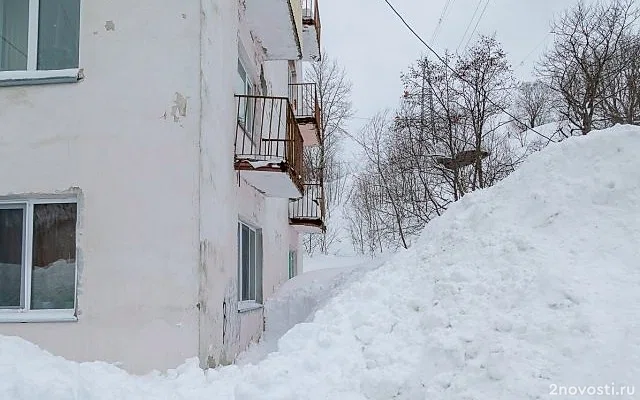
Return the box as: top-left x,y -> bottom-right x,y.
1,125 -> 639,399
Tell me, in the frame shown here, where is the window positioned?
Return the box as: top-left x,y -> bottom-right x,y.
0,199 -> 77,321
236,59 -> 254,128
288,250 -> 297,279
237,221 -> 262,306
0,0 -> 80,82
236,59 -> 252,96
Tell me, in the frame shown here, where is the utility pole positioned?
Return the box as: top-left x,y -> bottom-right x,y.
427,68 -> 436,136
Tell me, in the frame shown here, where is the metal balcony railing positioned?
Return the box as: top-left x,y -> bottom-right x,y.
301,0 -> 321,58
302,0 -> 321,29
235,95 -> 304,194
288,83 -> 321,138
289,182 -> 325,231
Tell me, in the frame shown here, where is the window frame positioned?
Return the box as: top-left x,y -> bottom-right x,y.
237,220 -> 263,312
0,197 -> 78,323
288,250 -> 297,279
236,57 -> 256,145
0,0 -> 82,86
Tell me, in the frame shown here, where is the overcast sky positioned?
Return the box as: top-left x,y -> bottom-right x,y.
320,0 -> 577,128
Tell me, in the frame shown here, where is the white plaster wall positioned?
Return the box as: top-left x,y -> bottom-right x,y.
233,178 -> 293,355
262,198 -> 293,297
196,0 -> 243,368
0,0 -> 202,374
228,11 -> 304,357
0,0 -> 305,373
198,0 -> 297,363
265,60 -> 291,96
238,5 -> 266,90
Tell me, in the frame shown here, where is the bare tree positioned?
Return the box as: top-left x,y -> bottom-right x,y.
345,2 -> 640,253
601,33 -> 640,125
539,0 -> 639,135
346,37 -> 521,253
303,52 -> 354,255
513,80 -> 556,130
349,111 -> 410,250
456,35 -> 514,190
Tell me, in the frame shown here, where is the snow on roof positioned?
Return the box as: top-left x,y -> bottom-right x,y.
2,125 -> 640,398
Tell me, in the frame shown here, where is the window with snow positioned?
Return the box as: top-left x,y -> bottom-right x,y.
0,200 -> 77,314
0,0 -> 80,78
237,221 -> 262,305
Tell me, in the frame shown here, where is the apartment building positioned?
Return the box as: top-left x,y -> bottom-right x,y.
0,0 -> 324,374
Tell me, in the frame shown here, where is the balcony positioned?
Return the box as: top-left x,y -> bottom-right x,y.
235,95 -> 304,198
289,182 -> 326,233
301,0 -> 321,61
243,0 -> 303,60
288,83 -> 322,146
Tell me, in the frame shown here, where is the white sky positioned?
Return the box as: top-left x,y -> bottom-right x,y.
320,0 -> 577,127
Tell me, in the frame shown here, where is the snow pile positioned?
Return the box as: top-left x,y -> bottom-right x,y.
238,265 -> 363,364
2,125 -> 640,399
303,254 -> 382,272
238,254 -> 391,364
507,121 -> 563,158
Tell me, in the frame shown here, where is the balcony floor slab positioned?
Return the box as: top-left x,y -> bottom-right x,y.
237,166 -> 303,198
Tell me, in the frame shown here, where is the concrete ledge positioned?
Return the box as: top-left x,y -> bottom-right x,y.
0,69 -> 83,87
238,301 -> 263,313
0,310 -> 78,323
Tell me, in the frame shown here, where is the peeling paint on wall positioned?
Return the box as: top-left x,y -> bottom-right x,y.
170,92 -> 188,123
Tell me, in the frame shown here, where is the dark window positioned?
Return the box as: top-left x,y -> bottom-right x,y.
37,0 -> 81,70
0,0 -> 80,72
0,206 -> 25,308
238,221 -> 262,303
0,201 -> 77,311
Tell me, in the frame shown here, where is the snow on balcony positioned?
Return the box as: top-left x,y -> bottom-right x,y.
244,0 -> 302,61
234,95 -> 304,198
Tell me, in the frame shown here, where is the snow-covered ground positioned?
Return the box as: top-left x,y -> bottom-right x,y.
303,253 -> 380,272
2,125 -> 640,399
237,255 -> 382,365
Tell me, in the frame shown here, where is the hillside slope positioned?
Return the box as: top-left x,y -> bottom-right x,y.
1,125 -> 639,399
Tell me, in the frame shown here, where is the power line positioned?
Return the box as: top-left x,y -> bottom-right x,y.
456,0 -> 483,53
431,0 -> 456,45
463,0 -> 490,52
381,0 -> 556,142
514,32 -> 552,72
